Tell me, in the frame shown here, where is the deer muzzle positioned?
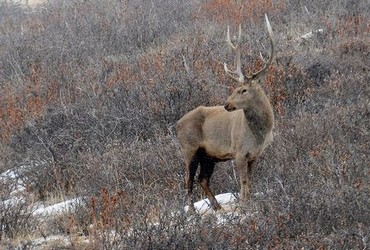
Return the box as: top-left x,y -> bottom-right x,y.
224,103 -> 236,112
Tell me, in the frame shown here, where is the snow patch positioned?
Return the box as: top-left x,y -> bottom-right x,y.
33,197 -> 83,217
1,196 -> 25,207
300,29 -> 324,39
0,166 -> 29,198
31,235 -> 71,247
1,166 -> 84,218
11,0 -> 47,7
185,192 -> 238,215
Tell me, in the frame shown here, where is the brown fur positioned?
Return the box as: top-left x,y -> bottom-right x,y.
177,15 -> 275,211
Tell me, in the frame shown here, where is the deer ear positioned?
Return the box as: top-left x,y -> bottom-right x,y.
244,76 -> 256,85
253,72 -> 268,84
243,77 -> 252,85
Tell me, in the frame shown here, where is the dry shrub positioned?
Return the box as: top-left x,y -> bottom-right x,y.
0,0 -> 369,248
0,198 -> 39,241
196,0 -> 287,23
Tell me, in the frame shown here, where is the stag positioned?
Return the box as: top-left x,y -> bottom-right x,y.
177,15 -> 275,211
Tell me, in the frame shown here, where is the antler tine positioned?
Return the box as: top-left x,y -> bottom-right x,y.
226,24 -> 242,49
246,14 -> 275,80
259,52 -> 268,64
224,24 -> 245,83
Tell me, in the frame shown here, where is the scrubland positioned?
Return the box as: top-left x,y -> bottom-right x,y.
0,0 -> 369,249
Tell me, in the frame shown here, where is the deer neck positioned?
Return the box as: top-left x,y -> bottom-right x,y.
243,102 -> 274,144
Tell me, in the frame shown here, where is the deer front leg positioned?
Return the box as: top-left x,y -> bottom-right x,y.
237,155 -> 255,203
237,156 -> 249,202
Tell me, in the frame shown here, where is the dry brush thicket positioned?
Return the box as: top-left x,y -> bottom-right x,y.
0,0 -> 369,248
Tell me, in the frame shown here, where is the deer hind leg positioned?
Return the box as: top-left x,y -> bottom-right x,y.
198,153 -> 222,210
184,150 -> 199,212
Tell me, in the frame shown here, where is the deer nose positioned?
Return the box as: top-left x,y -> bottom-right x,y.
224,103 -> 235,112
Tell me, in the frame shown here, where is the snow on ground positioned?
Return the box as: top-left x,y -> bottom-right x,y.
32,197 -> 83,217
182,192 -> 265,225
29,235 -> 72,248
185,192 -> 239,215
0,166 -> 28,197
1,166 -> 250,248
11,0 -> 47,7
1,164 -> 246,221
1,196 -> 25,207
1,166 -> 82,218
1,166 -> 86,248
300,29 -> 324,40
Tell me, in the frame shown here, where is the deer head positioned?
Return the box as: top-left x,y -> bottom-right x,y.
224,14 -> 274,112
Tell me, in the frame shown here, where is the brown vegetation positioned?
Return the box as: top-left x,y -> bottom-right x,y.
0,0 -> 369,248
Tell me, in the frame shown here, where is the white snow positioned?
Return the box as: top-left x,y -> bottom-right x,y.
33,197 -> 83,217
184,192 -> 238,215
1,165 -> 85,249
11,0 -> 47,7
182,192 -> 262,226
299,29 -> 324,40
1,166 -> 82,218
30,235 -> 71,247
0,168 -> 18,180
1,165 -> 255,248
0,166 -> 28,198
1,196 -> 25,207
0,166 -> 27,182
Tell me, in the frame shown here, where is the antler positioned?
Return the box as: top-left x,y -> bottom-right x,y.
246,14 -> 275,80
224,14 -> 275,83
224,24 -> 245,83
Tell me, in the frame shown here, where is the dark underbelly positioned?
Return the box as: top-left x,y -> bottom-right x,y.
197,148 -> 234,163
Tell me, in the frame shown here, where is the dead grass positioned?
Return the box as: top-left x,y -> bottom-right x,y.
0,0 -> 369,248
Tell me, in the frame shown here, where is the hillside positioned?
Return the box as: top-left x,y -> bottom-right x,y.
0,0 -> 369,248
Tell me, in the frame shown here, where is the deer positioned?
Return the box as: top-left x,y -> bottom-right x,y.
176,15 -> 275,211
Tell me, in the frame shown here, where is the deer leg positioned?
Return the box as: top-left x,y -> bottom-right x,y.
185,153 -> 199,212
198,155 -> 221,210
236,155 -> 252,203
